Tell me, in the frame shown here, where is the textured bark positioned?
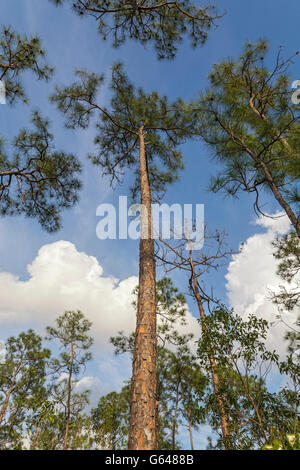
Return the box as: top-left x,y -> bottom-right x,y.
189,251 -> 232,449
128,126 -> 157,450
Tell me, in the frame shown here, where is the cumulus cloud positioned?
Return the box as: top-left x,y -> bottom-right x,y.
226,212 -> 299,357
0,241 -> 137,347
0,240 -> 200,349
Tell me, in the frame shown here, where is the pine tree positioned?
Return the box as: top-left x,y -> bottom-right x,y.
0,112 -> 82,232
49,0 -> 220,59
0,26 -> 82,231
51,63 -> 195,449
0,330 -> 50,448
0,26 -> 53,104
111,277 -> 205,450
46,310 -> 93,450
193,40 -> 300,235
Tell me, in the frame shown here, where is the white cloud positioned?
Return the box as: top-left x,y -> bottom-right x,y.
0,240 -> 200,350
0,240 -> 137,347
75,376 -> 103,408
226,212 -> 299,357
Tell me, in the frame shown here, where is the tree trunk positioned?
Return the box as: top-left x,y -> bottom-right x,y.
178,382 -> 194,450
188,417 -> 194,451
128,126 -> 157,450
248,95 -> 300,236
63,340 -> 74,450
172,388 -> 179,449
258,159 -> 300,237
189,251 -> 232,450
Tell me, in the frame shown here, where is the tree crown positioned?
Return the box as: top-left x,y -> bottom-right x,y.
0,26 -> 54,105
49,0 -> 220,60
51,63 -> 196,197
192,40 -> 300,216
0,112 -> 82,232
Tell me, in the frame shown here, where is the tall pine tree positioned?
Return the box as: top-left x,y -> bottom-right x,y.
51,66 -> 195,448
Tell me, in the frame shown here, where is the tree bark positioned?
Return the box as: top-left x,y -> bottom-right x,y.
128,126 -> 157,450
188,416 -> 194,451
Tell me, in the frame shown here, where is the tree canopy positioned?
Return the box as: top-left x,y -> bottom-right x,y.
193,40 -> 300,235
51,62 -> 197,198
49,0 -> 220,59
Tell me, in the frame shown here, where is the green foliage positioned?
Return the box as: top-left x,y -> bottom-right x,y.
0,27 -> 81,231
0,331 -> 51,407
46,310 -> 93,378
158,342 -> 207,448
49,0 -> 219,60
193,40 -> 300,222
0,306 -> 298,450
272,231 -> 300,311
199,307 -> 279,368
271,231 -> 299,382
91,384 -> 130,450
0,330 -> 50,449
45,310 -> 93,450
51,62 -> 196,199
262,433 -> 300,450
197,306 -> 300,449
0,26 -> 53,105
29,407 -> 93,450
0,112 -> 82,232
273,231 -> 300,283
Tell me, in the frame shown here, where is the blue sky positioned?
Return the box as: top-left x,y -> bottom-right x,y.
0,0 -> 299,449
1,0 -> 299,281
